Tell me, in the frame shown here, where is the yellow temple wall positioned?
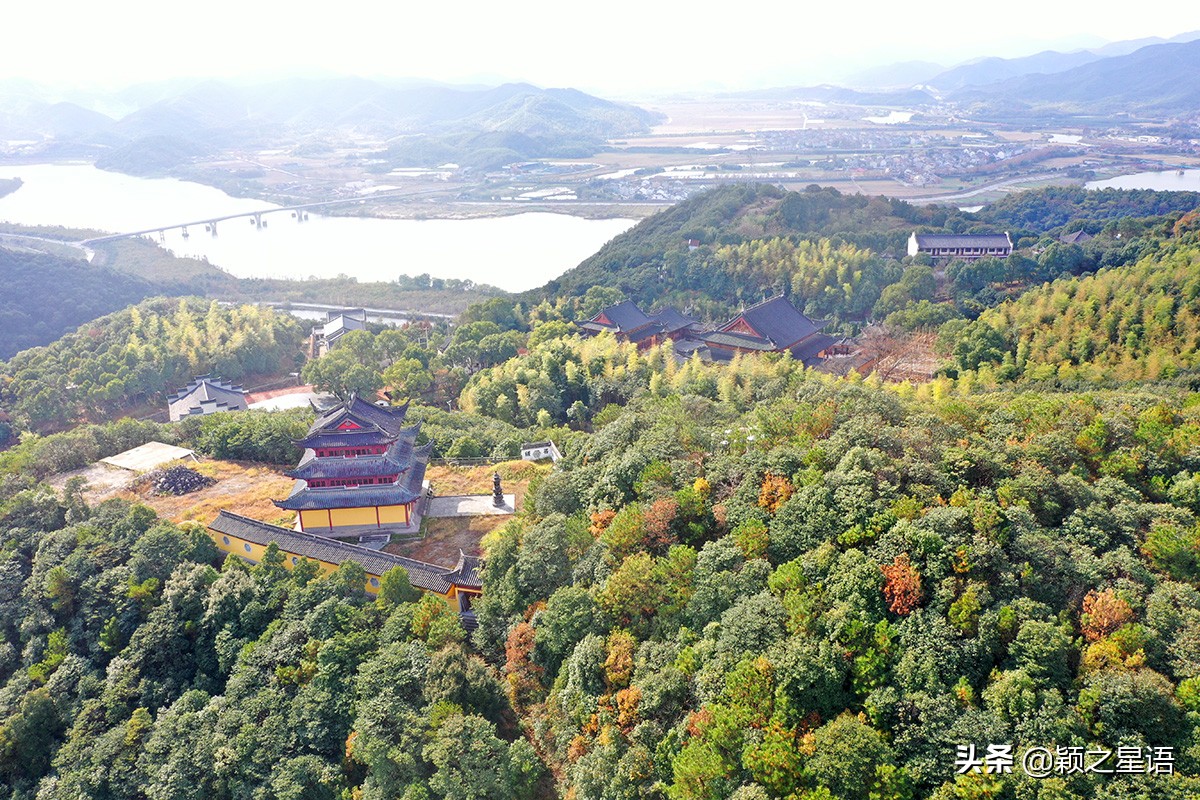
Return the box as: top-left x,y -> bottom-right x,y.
378,505 -> 409,525
210,530 -> 456,604
330,506 -> 378,527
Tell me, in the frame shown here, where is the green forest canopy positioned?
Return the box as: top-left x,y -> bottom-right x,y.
3,365 -> 1200,797
2,183 -> 1200,798
0,297 -> 304,432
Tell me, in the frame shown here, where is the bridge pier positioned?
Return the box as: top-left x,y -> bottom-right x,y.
181,225 -> 189,239
253,213 -> 262,230
210,221 -> 218,237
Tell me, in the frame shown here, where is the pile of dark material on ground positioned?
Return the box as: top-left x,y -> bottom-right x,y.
150,465 -> 216,495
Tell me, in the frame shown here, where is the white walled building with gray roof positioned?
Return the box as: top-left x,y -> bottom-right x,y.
167,376 -> 248,422
907,232 -> 1012,261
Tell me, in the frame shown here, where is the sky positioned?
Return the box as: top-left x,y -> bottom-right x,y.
5,2 -> 1200,97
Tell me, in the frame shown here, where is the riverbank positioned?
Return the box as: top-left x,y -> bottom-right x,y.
319,198 -> 668,222
0,163 -> 638,292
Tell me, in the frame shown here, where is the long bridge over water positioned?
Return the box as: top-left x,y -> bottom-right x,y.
76,191 -> 413,246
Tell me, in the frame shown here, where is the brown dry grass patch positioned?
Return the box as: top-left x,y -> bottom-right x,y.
107,460 -> 297,528
424,460 -> 546,506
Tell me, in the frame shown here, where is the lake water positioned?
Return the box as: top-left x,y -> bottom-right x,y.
0,163 -> 637,292
1086,169 -> 1200,192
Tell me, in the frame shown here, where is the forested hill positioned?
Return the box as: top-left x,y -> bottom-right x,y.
530,184 -> 953,308
0,248 -> 155,360
527,183 -> 1200,326
4,371 -> 1200,798
0,297 -> 304,432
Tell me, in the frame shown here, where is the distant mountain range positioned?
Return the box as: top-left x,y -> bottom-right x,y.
953,38 -> 1200,116
0,78 -> 663,171
718,31 -> 1200,121
842,30 -> 1199,95
103,78 -> 661,141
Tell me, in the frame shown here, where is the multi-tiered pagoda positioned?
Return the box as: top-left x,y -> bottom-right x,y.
275,396 -> 431,535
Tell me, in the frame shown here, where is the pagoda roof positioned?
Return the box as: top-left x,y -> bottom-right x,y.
299,429 -> 396,449
286,424 -> 422,480
296,396 -> 410,447
274,442 -> 431,511
209,511 -> 461,593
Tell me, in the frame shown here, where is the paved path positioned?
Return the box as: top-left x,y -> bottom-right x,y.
426,494 -> 515,517
906,173 -> 1060,204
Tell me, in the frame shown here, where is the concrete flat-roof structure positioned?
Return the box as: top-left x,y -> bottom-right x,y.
100,442 -> 197,472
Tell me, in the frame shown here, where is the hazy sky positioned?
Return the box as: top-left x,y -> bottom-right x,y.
6,2 -> 1199,96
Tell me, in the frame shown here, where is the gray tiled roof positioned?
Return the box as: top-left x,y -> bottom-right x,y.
276,442 -> 431,511
912,233 -> 1011,249
444,551 -> 484,589
626,324 -> 665,344
167,376 -> 248,421
308,396 -> 410,436
790,333 -> 838,366
209,511 -> 457,593
701,330 -> 778,351
650,307 -> 699,334
298,430 -> 396,449
723,296 -> 823,349
587,300 -> 654,333
318,312 -> 367,340
297,397 -> 410,448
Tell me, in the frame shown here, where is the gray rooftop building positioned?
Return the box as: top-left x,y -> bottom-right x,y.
167,376 -> 247,422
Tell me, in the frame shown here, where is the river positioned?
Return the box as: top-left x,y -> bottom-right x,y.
1086,168 -> 1200,192
0,163 -> 637,293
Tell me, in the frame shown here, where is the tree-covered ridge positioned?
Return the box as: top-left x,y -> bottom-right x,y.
7,371 -> 1200,799
947,242 -> 1200,383
0,297 -> 303,432
0,495 -> 541,800
708,237 -> 898,324
0,248 -> 156,361
533,184 -> 943,309
457,333 -> 814,430
526,183 -> 1200,334
476,373 -> 1200,799
980,186 -> 1200,232
7,325 -> 1200,797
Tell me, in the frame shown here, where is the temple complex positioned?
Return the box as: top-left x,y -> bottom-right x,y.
274,395 -> 431,535
580,295 -> 836,367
